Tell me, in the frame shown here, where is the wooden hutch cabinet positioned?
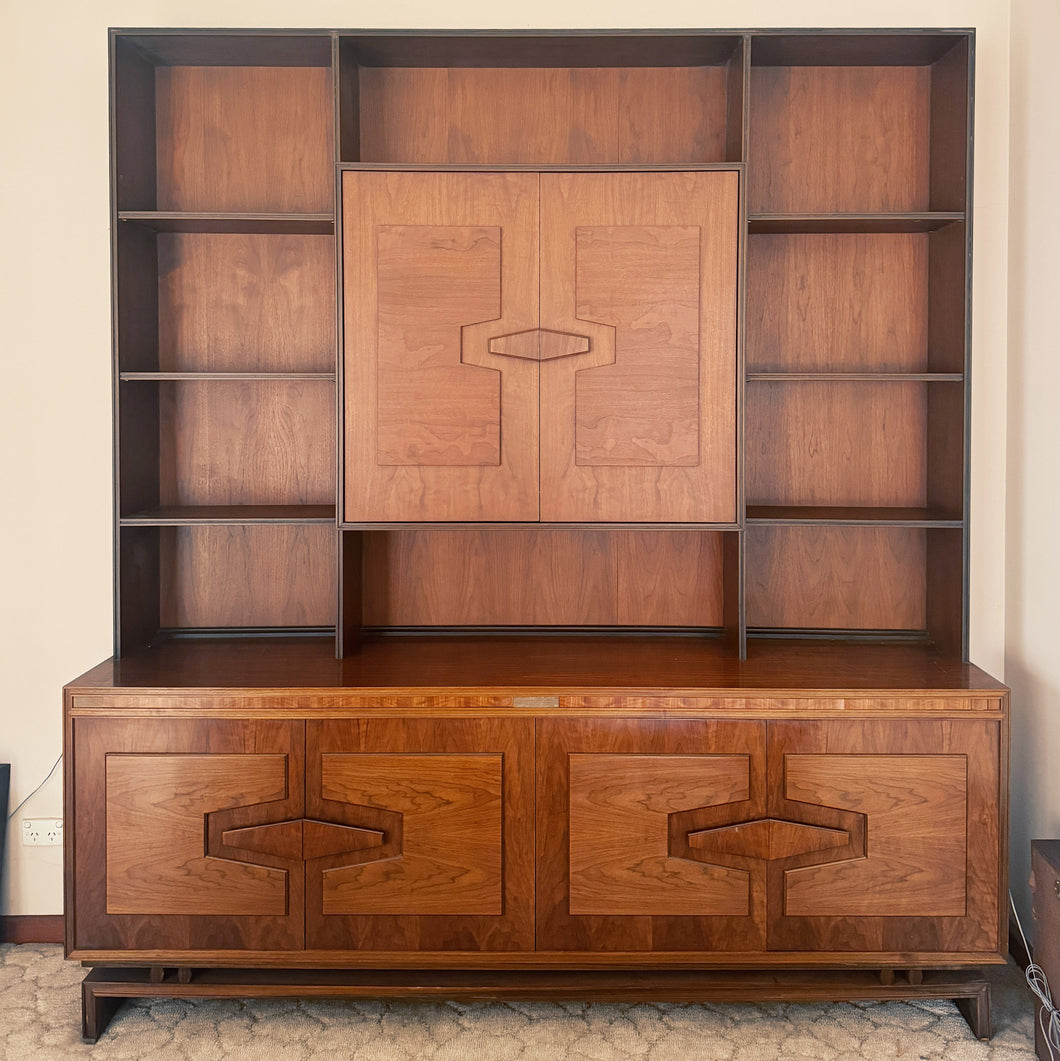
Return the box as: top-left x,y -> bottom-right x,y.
64,27 -> 1008,1041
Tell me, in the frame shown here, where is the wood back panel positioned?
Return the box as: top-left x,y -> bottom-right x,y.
343,171 -> 539,521
746,526 -> 926,631
159,381 -> 334,506
539,171 -> 738,522
157,233 -> 334,373
159,524 -> 335,629
747,382 -> 927,508
358,67 -> 729,165
361,529 -> 724,628
749,66 -> 930,213
156,66 -> 334,212
746,234 -> 929,372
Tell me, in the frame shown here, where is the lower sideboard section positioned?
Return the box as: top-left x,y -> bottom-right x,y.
65,694 -> 1008,970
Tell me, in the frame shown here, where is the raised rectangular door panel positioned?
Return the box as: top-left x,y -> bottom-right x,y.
343,170 -> 539,521
539,171 -> 739,522
305,717 -> 534,952
766,717 -> 1003,955
537,719 -> 768,953
70,716 -> 305,954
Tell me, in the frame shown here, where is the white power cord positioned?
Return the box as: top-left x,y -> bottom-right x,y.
1011,890 -> 1060,1060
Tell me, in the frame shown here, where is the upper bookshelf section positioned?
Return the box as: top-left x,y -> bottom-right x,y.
748,33 -> 970,215
336,33 -> 745,166
112,33 -> 335,214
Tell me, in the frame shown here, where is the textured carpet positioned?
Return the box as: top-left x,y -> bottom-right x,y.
0,945 -> 1039,1060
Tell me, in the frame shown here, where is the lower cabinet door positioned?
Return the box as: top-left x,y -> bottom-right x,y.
305,717 -> 535,952
767,718 -> 1002,956
537,718 -> 769,952
71,717 -> 306,953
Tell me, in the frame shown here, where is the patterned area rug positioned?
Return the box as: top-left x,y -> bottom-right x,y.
0,945 -> 1038,1060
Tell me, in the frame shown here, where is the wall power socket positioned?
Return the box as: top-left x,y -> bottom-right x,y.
22,818 -> 63,846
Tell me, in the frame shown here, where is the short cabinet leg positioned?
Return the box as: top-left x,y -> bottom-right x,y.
955,982 -> 992,1040
149,966 -> 165,984
82,982 -> 123,1043
879,969 -> 896,986
907,969 -> 924,986
177,967 -> 193,984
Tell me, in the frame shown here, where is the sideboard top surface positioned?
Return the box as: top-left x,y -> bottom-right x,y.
65,637 -> 1006,695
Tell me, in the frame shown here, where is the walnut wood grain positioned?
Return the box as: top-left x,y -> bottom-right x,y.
537,719 -> 768,953
158,381 -> 335,506
343,170 -> 539,521
67,636 -> 1008,694
305,718 -> 534,952
746,526 -> 926,631
358,66 -> 729,165
539,171 -> 738,522
746,234 -> 928,372
748,66 -> 930,213
157,233 -> 334,373
318,753 -> 504,915
767,718 -> 1001,954
688,819 -> 849,862
376,224 -> 502,465
72,717 -> 305,952
361,529 -> 724,627
220,820 -> 386,861
569,754 -> 751,916
105,755 -> 290,915
156,66 -> 334,213
747,381 -> 927,508
159,524 -> 335,629
782,755 -> 967,916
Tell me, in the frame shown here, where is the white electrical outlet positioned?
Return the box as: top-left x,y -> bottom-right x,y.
22,818 -> 63,846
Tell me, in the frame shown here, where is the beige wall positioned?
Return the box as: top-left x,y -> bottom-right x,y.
0,0 -> 1012,918
1007,0 -> 1060,933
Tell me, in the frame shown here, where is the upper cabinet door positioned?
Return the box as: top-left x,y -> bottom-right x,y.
539,172 -> 739,522
343,170 -> 540,522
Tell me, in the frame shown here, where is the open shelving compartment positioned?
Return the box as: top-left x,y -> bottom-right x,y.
742,31 -> 971,656
111,32 -> 339,651
331,32 -> 750,653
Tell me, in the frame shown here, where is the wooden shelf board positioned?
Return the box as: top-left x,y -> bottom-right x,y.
747,373 -> 963,382
118,212 -> 334,234
746,506 -> 963,527
121,505 -> 336,525
67,636 -> 1005,694
748,213 -> 964,234
120,372 -> 336,382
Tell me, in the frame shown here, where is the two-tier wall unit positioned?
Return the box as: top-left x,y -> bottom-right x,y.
65,28 -> 1006,1045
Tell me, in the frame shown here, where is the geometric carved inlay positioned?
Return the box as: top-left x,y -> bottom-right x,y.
221,819 -> 387,861
487,328 -> 590,361
687,818 -> 850,862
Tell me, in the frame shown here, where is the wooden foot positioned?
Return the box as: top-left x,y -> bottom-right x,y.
82,979 -> 125,1043
954,980 -> 992,1040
